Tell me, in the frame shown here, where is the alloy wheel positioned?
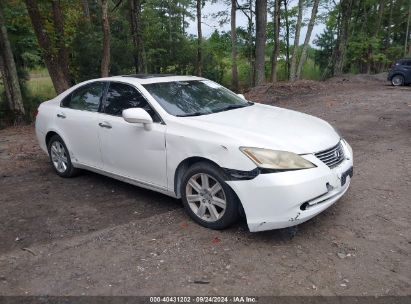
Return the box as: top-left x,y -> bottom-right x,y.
50,141 -> 68,173
185,173 -> 227,222
392,75 -> 403,86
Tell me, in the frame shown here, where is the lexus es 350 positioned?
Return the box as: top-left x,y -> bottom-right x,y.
35,75 -> 353,232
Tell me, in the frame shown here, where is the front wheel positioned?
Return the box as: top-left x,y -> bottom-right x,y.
47,135 -> 79,177
181,162 -> 240,230
391,75 -> 404,86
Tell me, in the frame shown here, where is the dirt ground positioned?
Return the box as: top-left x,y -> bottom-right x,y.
0,76 -> 410,296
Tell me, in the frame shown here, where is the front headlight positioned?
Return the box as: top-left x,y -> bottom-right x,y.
240,147 -> 316,170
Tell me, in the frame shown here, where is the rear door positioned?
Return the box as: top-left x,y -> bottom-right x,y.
56,81 -> 106,169
97,81 -> 167,188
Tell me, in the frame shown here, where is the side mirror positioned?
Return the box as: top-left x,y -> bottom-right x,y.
237,94 -> 246,100
122,108 -> 153,131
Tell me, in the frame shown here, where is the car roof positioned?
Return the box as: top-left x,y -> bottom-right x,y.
108,74 -> 204,85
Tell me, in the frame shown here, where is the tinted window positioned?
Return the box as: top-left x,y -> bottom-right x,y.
103,82 -> 160,122
62,82 -> 105,112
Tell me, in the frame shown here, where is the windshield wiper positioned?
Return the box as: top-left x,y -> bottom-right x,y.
176,111 -> 207,117
213,102 -> 254,113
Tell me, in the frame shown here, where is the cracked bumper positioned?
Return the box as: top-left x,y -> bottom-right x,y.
227,142 -> 353,232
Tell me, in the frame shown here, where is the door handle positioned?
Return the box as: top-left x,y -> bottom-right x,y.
99,122 -> 112,129
57,113 -> 66,119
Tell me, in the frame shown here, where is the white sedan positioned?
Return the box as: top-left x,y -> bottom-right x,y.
35,75 -> 353,232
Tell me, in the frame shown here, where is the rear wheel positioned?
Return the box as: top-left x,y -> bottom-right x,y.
391,75 -> 404,86
181,162 -> 240,230
47,135 -> 79,177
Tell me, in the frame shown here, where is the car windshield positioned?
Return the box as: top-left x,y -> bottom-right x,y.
143,80 -> 252,116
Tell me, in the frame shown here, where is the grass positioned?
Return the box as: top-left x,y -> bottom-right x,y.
301,58 -> 322,81
0,69 -> 55,125
26,68 -> 56,101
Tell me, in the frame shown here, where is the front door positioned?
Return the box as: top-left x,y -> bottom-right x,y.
97,82 -> 167,188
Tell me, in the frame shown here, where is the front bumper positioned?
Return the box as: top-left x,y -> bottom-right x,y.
227,141 -> 353,232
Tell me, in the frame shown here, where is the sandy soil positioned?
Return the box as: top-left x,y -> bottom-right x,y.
0,77 -> 410,296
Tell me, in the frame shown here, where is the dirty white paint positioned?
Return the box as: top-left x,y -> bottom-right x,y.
36,75 -> 354,232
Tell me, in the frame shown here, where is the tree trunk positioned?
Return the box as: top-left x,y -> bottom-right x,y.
254,0 -> 267,86
51,0 -> 70,84
130,0 -> 143,74
283,0 -> 291,80
250,0 -> 254,86
374,0 -> 384,37
82,0 -> 90,21
196,0 -> 202,76
25,0 -> 70,94
231,0 -> 238,91
405,0 -> 411,56
101,0 -> 110,77
270,0 -> 280,82
385,0 -> 393,51
0,56 -> 13,111
296,0 -> 320,80
371,0 -> 385,73
333,0 -> 353,76
0,5 -> 25,117
289,0 -> 303,81
240,0 -> 255,86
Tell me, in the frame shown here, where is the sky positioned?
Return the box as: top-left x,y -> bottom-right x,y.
186,1 -> 326,46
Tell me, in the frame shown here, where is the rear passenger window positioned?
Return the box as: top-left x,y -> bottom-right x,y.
103,82 -> 160,122
62,82 -> 105,112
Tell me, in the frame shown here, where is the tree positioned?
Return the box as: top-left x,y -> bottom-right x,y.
296,0 -> 320,79
237,0 -> 255,86
0,4 -> 25,119
405,0 -> 411,56
101,0 -> 110,77
283,0 -> 291,79
196,0 -> 203,76
51,0 -> 70,85
82,0 -> 91,21
270,0 -> 280,82
289,0 -> 303,81
130,0 -> 144,73
231,0 -> 238,91
333,0 -> 353,76
24,0 -> 70,94
254,0 -> 267,85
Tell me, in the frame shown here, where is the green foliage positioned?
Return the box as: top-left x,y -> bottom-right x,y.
315,0 -> 411,76
3,0 -> 409,125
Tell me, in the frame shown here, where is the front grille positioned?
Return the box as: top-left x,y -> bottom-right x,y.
314,141 -> 345,168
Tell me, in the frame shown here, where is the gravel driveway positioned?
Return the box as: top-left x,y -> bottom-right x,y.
0,78 -> 410,296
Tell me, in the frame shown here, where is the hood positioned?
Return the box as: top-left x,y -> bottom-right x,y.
176,103 -> 340,154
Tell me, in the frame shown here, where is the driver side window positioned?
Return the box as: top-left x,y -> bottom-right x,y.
103,82 -> 160,122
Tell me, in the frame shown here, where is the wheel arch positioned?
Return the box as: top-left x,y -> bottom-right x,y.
45,131 -> 60,148
173,156 -> 246,218
174,156 -> 221,198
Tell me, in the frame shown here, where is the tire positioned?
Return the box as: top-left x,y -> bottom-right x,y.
181,162 -> 240,230
47,135 -> 79,178
391,75 -> 404,86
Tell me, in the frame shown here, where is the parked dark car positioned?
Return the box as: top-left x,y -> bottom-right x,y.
387,58 -> 411,86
